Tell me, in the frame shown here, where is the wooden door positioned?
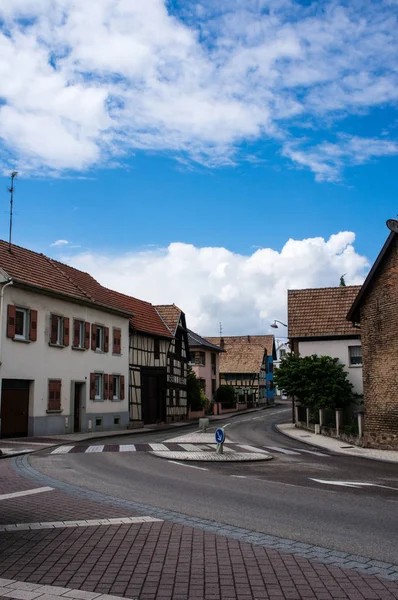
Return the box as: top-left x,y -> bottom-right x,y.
141,370 -> 167,425
1,388 -> 29,437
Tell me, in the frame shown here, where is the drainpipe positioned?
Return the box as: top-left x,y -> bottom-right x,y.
0,279 -> 14,437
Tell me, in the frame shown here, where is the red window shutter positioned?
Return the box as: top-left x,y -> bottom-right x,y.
7,305 -> 16,338
55,380 -> 61,410
113,329 -> 121,354
104,374 -> 109,400
104,327 -> 109,353
48,380 -> 54,410
50,314 -> 58,344
29,310 -> 38,342
85,322 -> 90,349
63,317 -> 70,346
91,324 -> 97,350
109,375 -> 114,399
120,375 -> 125,400
90,373 -> 96,400
73,320 -> 80,348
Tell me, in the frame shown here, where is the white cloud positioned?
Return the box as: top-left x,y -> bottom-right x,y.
51,239 -> 69,247
65,231 -> 369,335
0,1 -> 398,178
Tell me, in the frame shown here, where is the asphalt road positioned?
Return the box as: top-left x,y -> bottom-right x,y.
31,403 -> 398,563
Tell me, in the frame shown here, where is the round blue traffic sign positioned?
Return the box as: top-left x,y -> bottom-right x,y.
215,428 -> 225,444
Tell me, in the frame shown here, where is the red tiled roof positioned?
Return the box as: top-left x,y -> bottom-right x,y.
155,305 -> 182,335
106,290 -> 173,338
205,335 -> 275,373
288,286 -> 361,338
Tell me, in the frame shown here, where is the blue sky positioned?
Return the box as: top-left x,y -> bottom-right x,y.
0,0 -> 397,334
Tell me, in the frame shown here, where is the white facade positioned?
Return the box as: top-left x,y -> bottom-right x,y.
297,338 -> 363,395
274,341 -> 290,398
0,285 -> 130,436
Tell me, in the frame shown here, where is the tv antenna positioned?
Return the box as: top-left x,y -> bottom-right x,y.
219,322 -> 223,337
8,171 -> 18,251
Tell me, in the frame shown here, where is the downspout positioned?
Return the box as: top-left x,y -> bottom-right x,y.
0,279 -> 14,437
0,278 -> 13,368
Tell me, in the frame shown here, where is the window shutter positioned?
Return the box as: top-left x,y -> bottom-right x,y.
50,314 -> 58,344
90,373 -> 96,400
55,380 -> 61,410
85,322 -> 90,349
104,327 -> 109,353
91,324 -> 97,350
113,329 -> 121,354
73,320 -> 80,348
109,375 -> 114,399
48,380 -> 54,410
104,374 -> 109,400
48,380 -> 61,411
7,305 -> 16,338
29,310 -> 38,342
120,375 -> 125,400
63,317 -> 70,346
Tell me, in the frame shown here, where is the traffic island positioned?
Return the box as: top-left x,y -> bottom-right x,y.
150,450 -> 273,461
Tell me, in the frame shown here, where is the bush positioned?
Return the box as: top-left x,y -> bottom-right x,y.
216,385 -> 236,408
274,353 -> 355,411
187,364 -> 204,411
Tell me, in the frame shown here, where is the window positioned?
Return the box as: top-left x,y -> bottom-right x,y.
15,308 -> 28,340
199,378 -> 206,392
175,389 -> 180,406
194,351 -> 206,366
73,320 -> 85,349
95,417 -> 103,427
50,315 -> 69,346
113,416 -> 120,426
112,375 -> 120,400
154,338 -> 160,359
7,305 -> 37,342
280,349 -> 286,359
349,346 -> 362,366
48,380 -> 62,411
94,373 -> 103,400
91,324 -> 109,352
211,353 -> 216,375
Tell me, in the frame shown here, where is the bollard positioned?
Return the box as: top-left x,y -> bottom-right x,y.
199,418 -> 209,432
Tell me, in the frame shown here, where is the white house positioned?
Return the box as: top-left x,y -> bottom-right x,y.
274,340 -> 290,398
0,241 -> 131,437
288,286 -> 363,395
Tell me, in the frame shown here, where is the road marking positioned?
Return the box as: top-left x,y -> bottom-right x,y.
293,448 -> 328,456
310,479 -> 398,490
167,460 -> 208,471
0,487 -> 53,501
223,423 -> 232,428
85,445 -> 104,453
264,446 -> 301,455
0,516 -> 163,532
51,445 -> 74,454
231,475 -> 247,478
119,444 -> 136,452
178,443 -> 204,451
237,444 -> 269,454
148,443 -> 169,451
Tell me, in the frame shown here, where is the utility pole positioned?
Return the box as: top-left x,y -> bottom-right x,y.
8,171 -> 18,252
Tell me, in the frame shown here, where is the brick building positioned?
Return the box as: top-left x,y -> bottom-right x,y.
347,231 -> 398,450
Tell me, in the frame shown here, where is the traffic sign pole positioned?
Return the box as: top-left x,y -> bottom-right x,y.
215,427 -> 225,454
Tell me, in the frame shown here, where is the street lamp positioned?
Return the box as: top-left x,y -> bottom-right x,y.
270,319 -> 287,329
386,218 -> 398,233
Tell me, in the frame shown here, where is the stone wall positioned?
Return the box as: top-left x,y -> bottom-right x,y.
360,234 -> 398,449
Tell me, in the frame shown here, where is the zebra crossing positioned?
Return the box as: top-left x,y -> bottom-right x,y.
50,442 -> 331,457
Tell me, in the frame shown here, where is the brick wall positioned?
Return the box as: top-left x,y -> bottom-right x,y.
360,234 -> 398,449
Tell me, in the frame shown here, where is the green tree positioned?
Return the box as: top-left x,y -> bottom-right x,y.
216,385 -> 236,406
186,364 -> 204,411
274,353 -> 354,410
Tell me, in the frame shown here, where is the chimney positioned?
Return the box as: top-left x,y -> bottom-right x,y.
220,337 -> 225,349
247,335 -> 251,343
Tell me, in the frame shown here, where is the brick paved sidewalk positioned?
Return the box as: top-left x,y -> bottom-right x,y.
0,459 -> 397,600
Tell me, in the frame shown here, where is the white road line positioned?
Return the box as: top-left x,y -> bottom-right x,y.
0,516 -> 163,532
119,444 -> 136,452
264,446 -> 301,455
0,487 -> 53,501
179,443 -> 203,451
231,475 -> 247,478
223,423 -> 232,428
167,460 -> 208,471
237,444 -> 269,454
294,448 -> 328,456
148,443 -> 169,451
51,445 -> 74,454
310,478 -> 398,490
85,445 -> 104,453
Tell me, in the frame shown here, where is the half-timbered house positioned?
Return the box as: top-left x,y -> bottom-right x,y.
155,305 -> 189,422
105,291 -> 174,426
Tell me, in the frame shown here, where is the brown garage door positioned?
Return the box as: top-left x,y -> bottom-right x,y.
1,380 -> 30,438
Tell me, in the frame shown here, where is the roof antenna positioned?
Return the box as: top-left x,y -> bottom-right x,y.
219,322 -> 223,338
8,171 -> 18,252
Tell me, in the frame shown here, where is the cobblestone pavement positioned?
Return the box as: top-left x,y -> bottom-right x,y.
0,458 -> 396,599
